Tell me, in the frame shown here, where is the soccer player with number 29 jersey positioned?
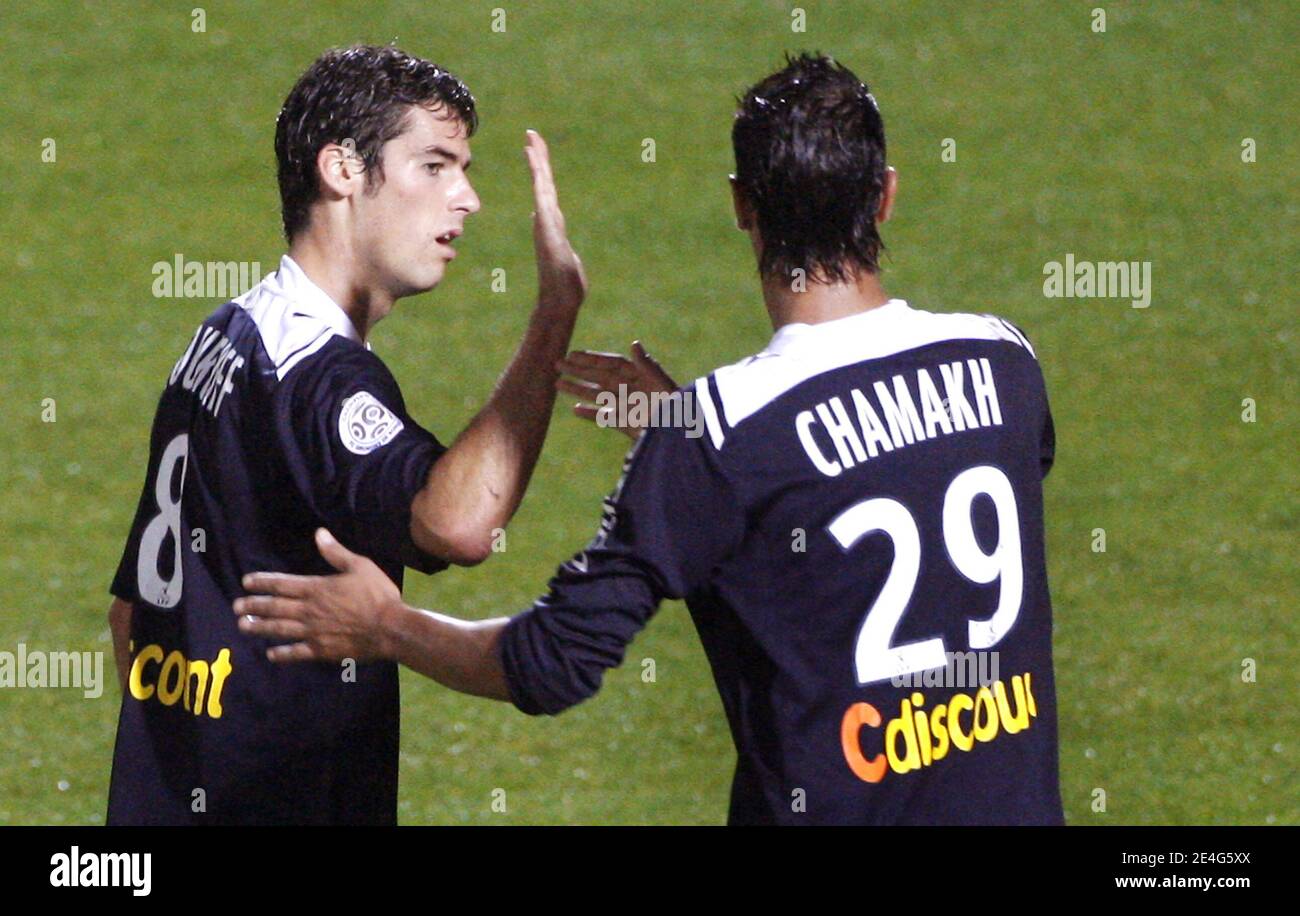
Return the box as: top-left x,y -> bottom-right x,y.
106,45 -> 587,824
237,53 -> 1065,825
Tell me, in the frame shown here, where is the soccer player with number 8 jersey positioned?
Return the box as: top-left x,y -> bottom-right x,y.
106,45 -> 588,824
236,52 -> 1064,825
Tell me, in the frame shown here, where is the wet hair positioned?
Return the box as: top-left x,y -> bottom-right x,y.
732,52 -> 888,283
275,44 -> 477,240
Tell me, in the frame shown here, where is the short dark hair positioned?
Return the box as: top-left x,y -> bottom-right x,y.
732,52 -> 887,283
275,44 -> 477,240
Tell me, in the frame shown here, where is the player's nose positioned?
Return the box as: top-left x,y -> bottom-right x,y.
453,178 -> 481,216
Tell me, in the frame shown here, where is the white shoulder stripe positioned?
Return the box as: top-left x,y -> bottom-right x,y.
233,277 -> 342,381
693,377 -> 726,450
230,255 -> 366,382
990,315 -> 1036,358
276,328 -> 336,379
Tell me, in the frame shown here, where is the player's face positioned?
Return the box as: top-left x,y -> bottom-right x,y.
355,105 -> 480,298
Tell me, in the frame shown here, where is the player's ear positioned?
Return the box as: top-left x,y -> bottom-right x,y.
876,166 -> 898,224
730,175 -> 755,232
316,142 -> 365,199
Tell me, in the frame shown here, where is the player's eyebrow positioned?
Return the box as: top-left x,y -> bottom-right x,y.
423,144 -> 471,170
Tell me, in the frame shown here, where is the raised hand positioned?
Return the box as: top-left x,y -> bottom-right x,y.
556,340 -> 679,439
525,129 -> 587,313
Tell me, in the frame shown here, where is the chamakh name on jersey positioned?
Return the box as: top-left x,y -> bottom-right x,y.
108,255 -> 447,825
498,299 -> 1063,825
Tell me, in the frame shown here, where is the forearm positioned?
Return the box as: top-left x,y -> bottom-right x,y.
108,598 -> 133,692
411,302 -> 579,558
378,599 -> 513,702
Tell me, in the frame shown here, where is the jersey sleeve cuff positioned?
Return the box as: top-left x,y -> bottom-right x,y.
496,613 -> 548,716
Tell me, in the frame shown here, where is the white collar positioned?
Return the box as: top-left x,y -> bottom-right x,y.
764,299 -> 911,357
272,255 -> 365,344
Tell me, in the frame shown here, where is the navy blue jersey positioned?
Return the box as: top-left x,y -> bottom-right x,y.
499,300 -> 1062,825
108,256 -> 446,825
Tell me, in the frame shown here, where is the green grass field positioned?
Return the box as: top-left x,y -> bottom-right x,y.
0,0 -> 1295,825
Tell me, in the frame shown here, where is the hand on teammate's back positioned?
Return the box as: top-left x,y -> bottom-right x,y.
234,528 -> 401,664
556,341 -> 678,439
